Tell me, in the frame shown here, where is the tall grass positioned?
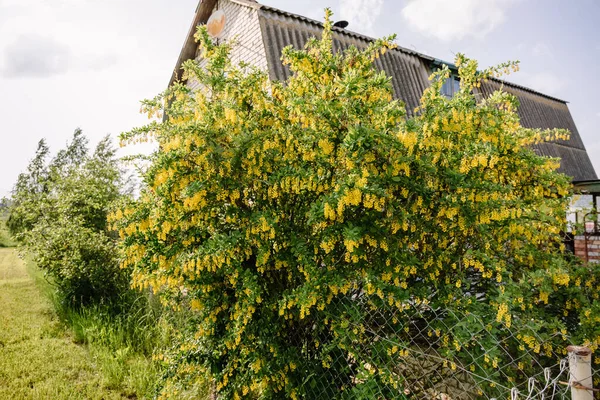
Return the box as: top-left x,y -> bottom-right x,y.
0,212 -> 162,397
51,290 -> 173,398
51,289 -> 211,398
2,211 -> 208,398
0,247 -> 127,399
19,238 -> 181,398
0,212 -> 15,248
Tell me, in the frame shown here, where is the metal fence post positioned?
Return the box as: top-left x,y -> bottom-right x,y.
567,345 -> 594,400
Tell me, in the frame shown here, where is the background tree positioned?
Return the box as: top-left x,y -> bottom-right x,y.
114,11 -> 600,399
7,139 -> 50,239
9,129 -> 127,306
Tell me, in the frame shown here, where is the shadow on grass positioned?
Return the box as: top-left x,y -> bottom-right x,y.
0,215 -> 15,248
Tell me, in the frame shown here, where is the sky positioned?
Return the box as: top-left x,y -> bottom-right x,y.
0,0 -> 598,197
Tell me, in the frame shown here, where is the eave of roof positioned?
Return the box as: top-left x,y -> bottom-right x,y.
168,0 -> 218,88
573,180 -> 600,194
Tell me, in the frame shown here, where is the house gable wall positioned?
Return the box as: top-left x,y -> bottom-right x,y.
188,0 -> 268,91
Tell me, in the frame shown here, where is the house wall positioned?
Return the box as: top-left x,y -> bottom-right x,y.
574,235 -> 600,264
188,0 -> 268,91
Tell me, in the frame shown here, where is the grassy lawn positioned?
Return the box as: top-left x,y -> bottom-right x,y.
0,215 -> 207,399
0,247 -> 133,399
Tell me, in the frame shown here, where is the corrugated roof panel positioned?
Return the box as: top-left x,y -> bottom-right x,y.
480,80 -> 596,180
258,4 -> 434,59
254,3 -> 596,181
481,80 -> 585,148
257,7 -> 431,116
531,143 -> 597,181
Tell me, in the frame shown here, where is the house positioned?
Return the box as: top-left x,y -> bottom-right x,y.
570,180 -> 600,263
169,0 -> 599,261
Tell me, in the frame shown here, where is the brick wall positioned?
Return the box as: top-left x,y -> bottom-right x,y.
188,0 -> 268,91
574,235 -> 600,264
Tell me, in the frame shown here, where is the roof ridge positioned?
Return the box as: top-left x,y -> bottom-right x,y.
488,77 -> 567,104
228,0 -> 261,8
256,1 -> 568,104
256,2 -> 434,61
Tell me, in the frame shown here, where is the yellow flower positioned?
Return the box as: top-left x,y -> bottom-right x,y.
318,139 -> 334,155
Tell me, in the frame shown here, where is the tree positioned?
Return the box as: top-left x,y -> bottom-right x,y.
114,12 -> 600,399
0,197 -> 12,210
9,129 -> 128,306
7,139 -> 50,239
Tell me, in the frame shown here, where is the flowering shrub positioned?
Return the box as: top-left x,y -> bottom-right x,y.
114,11 -> 600,398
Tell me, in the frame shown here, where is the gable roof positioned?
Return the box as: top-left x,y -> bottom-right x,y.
257,5 -> 432,117
172,0 -> 597,181
478,80 -> 596,180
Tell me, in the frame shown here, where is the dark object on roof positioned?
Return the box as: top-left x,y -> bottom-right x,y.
172,0 -> 597,181
333,20 -> 349,29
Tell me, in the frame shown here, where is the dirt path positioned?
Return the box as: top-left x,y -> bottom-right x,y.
0,248 -> 128,400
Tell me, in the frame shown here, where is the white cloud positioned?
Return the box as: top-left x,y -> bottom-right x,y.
1,34 -> 71,78
339,0 -> 384,35
532,42 -> 552,58
513,71 -> 566,96
0,1 -> 129,79
401,0 -> 517,41
0,0 -> 193,198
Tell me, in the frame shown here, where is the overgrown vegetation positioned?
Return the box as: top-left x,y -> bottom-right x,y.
5,130 -> 175,398
8,130 -> 127,306
52,293 -> 167,396
0,200 -> 14,248
113,11 -> 600,399
0,247 -> 132,399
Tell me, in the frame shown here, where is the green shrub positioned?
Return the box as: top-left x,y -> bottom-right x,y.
0,213 -> 14,248
9,129 -> 127,306
114,11 -> 600,399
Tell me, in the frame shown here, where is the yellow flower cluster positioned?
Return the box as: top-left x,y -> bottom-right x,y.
110,17 -> 594,399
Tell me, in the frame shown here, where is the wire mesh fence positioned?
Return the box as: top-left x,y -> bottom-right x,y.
283,294 -> 597,399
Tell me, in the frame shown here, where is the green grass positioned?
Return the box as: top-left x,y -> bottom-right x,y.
0,214 -> 168,398
0,216 -> 209,399
0,209 -> 165,399
53,295 -> 169,398
0,248 -> 131,399
0,213 -> 15,247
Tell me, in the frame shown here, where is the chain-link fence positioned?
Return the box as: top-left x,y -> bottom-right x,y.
283,295 -> 597,399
